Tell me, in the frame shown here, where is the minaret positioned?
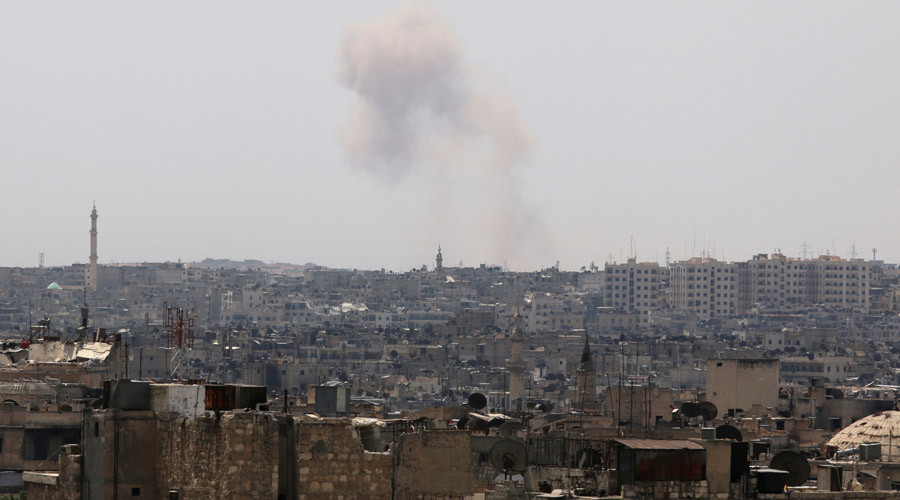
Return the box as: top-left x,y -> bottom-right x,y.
435,245 -> 443,272
576,335 -> 597,407
88,203 -> 98,291
507,312 -> 525,411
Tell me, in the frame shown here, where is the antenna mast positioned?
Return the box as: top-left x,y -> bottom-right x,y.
165,303 -> 195,381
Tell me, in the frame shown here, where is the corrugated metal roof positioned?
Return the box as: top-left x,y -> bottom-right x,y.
614,439 -> 704,450
0,379 -> 56,396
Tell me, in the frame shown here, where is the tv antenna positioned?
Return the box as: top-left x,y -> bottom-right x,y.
164,302 -> 196,381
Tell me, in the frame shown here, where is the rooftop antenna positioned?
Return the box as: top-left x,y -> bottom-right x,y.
665,247 -> 671,268
39,253 -> 44,268
850,243 -> 857,259
873,248 -> 878,261
629,235 -> 636,260
801,241 -> 810,260
692,228 -> 697,259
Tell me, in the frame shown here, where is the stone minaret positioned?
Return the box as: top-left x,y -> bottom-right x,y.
507,312 -> 525,410
576,335 -> 597,407
435,245 -> 443,272
88,203 -> 98,291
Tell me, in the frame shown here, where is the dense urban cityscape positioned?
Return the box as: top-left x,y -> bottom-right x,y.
0,206 -> 895,498
4,1 -> 899,498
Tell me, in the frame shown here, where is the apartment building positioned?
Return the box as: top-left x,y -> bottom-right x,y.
521,293 -> 585,333
604,258 -> 664,325
668,258 -> 737,320
742,254 -> 869,314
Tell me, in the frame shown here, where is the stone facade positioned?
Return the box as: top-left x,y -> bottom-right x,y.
159,412 -> 280,499
621,479 -> 711,499
24,444 -> 81,500
296,419 -> 391,500
394,430 -> 472,500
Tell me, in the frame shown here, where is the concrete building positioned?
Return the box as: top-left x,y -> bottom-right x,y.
669,258 -> 737,320
742,253 -> 870,314
604,259 -> 664,325
521,292 -> 584,333
706,358 -> 779,415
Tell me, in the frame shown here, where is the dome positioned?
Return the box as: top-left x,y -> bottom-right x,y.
46,282 -> 61,290
827,410 -> 900,458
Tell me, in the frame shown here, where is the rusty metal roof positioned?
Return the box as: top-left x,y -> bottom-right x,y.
614,439 -> 704,450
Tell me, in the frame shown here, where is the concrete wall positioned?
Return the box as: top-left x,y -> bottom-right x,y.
703,440 -> 732,495
706,358 -> 779,414
150,383 -> 206,418
82,410 -> 161,500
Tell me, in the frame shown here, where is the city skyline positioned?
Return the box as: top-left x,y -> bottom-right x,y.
2,1 -> 899,270
5,201 -> 896,272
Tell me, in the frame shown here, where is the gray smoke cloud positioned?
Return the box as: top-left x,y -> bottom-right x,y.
337,2 -> 551,267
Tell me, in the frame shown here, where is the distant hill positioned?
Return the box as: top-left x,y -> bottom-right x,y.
189,258 -> 318,276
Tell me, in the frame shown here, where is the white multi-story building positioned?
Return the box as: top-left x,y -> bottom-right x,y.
669,258 -> 737,320
604,259 -> 664,324
742,253 -> 870,314
521,293 -> 585,333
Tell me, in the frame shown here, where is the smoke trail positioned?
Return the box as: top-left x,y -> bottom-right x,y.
337,2 -> 550,267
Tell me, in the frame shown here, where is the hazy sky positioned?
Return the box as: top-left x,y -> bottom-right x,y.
2,1 -> 899,271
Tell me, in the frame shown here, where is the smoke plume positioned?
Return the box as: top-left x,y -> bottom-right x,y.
338,2 -> 550,267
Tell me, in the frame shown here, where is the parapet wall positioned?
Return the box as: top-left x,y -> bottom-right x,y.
159,411 -> 280,499
394,430 -> 472,500
296,419 -> 392,500
27,411 -> 477,500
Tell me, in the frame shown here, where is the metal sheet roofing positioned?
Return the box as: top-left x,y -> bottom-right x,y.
614,439 -> 705,450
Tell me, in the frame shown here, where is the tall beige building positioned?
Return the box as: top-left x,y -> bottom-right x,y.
604,258 -> 664,325
740,253 -> 869,314
669,258 -> 737,320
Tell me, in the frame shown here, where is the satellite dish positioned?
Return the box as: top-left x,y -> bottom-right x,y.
535,402 -> 553,412
500,421 -> 525,437
680,402 -> 701,418
699,401 -> 718,421
455,417 -> 470,430
770,451 -> 810,487
826,388 -> 844,400
468,392 -> 487,410
489,439 -> 527,474
715,424 -> 743,441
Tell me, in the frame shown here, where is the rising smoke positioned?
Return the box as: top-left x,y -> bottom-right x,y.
337,2 -> 551,267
